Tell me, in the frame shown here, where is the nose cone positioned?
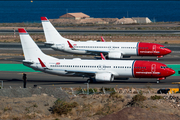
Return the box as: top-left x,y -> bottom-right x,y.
168,68 -> 175,76
165,48 -> 172,55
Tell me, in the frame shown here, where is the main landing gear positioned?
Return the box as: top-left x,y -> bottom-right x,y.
87,78 -> 94,83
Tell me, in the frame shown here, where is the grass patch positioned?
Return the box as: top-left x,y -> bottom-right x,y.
151,95 -> 163,100
109,92 -> 124,99
100,87 -> 115,92
127,93 -> 147,107
132,93 -> 146,102
4,106 -> 12,112
49,99 -> 78,115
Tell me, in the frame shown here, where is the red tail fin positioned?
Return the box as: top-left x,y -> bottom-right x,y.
18,28 -> 27,33
41,17 -> 48,21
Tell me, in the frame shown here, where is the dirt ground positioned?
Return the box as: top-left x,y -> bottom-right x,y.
0,87 -> 180,120
1,34 -> 180,45
1,21 -> 180,44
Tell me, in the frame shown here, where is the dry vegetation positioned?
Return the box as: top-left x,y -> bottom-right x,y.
1,34 -> 180,44
1,21 -> 180,44
0,87 -> 180,120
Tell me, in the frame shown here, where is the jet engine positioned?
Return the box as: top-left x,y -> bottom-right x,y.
108,52 -> 123,59
95,73 -> 114,82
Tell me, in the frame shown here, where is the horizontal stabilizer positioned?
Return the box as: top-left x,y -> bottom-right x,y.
44,42 -> 54,45
22,60 -> 34,64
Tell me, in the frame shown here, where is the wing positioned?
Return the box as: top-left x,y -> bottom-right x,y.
65,70 -> 96,77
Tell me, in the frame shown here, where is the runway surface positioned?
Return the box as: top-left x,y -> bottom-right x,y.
1,29 -> 180,34
0,43 -> 180,88
0,71 -> 179,89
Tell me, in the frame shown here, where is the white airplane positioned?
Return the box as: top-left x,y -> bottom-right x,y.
18,28 -> 175,83
41,17 -> 171,60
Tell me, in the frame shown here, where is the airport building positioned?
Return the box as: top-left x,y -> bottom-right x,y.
132,17 -> 152,23
60,12 -> 90,20
114,17 -> 137,24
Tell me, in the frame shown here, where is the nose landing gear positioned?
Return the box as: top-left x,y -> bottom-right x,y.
156,55 -> 163,61
157,80 -> 160,84
157,77 -> 165,83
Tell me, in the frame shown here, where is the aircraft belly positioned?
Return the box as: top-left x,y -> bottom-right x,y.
67,49 -> 86,54
117,70 -> 132,77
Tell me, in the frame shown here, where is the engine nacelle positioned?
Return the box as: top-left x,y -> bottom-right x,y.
95,73 -> 114,82
108,52 -> 123,59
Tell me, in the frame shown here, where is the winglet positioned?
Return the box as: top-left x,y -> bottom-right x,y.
100,53 -> 106,60
41,17 -> 49,21
38,58 -> 46,68
101,36 -> 105,42
18,28 -> 27,33
67,41 -> 75,49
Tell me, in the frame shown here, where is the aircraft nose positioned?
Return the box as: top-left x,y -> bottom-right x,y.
165,48 -> 172,54
168,68 -> 175,76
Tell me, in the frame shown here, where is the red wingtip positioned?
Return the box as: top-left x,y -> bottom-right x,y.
67,41 -> 73,48
100,53 -> 106,60
38,58 -> 46,68
41,17 -> 48,21
18,28 -> 27,33
101,36 -> 105,42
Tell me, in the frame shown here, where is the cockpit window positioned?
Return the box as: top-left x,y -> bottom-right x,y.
160,47 -> 165,49
160,66 -> 168,69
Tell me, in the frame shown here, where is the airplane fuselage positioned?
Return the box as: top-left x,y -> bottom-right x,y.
24,59 -> 175,81
41,17 -> 171,59
50,41 -> 171,58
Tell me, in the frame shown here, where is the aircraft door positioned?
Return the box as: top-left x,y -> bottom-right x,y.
152,45 -> 156,54
151,64 -> 156,76
102,65 -> 106,70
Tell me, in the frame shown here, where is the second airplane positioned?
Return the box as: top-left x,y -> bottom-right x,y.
41,17 -> 171,60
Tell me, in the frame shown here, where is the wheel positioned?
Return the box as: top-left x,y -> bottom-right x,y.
87,79 -> 93,83
157,80 -> 160,84
156,58 -> 158,60
87,79 -> 90,83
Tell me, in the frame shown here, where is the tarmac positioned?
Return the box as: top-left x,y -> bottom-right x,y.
0,43 -> 180,89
